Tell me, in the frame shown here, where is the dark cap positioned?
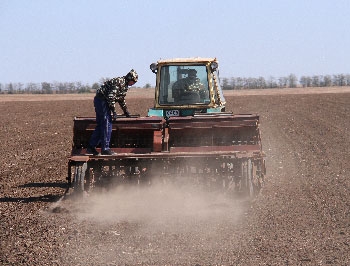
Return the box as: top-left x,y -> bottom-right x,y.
125,69 -> 138,82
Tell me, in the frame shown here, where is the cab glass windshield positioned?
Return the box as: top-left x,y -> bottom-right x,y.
158,65 -> 210,105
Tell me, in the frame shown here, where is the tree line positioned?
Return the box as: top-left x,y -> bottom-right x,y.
0,73 -> 349,94
0,81 -> 99,94
221,73 -> 350,90
0,79 -> 153,94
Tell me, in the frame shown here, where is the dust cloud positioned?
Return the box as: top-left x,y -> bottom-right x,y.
73,180 -> 244,232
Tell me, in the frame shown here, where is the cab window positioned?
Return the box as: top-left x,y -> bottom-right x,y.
159,65 -> 209,105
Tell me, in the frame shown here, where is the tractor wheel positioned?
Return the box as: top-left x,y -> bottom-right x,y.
73,162 -> 87,194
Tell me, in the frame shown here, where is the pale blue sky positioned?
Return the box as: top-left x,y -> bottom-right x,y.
1,0 -> 349,87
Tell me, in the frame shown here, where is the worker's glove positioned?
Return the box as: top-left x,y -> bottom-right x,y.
113,112 -> 117,120
124,111 -> 131,118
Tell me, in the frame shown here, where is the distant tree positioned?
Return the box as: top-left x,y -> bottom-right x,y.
267,76 -> 277,88
287,74 -> 297,88
300,76 -> 312,87
229,77 -> 236,90
221,77 -> 230,90
12,82 -> 24,92
339,74 -> 346,86
56,82 -> 66,93
50,81 -> 58,92
7,83 -> 14,94
323,75 -> 332,87
318,75 -> 324,87
236,77 -> 243,90
41,82 -> 53,94
91,82 -> 100,91
346,74 -> 350,86
25,82 -> 38,92
246,77 -> 255,89
312,75 -> 320,87
278,77 -> 288,88
333,74 -> 346,86
75,81 -> 82,91
77,83 -> 92,93
143,83 -> 152,89
67,82 -> 76,92
257,77 -> 267,89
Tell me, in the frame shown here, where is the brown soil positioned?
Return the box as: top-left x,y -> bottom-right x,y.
0,88 -> 349,265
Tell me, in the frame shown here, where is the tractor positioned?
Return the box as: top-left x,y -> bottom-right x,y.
67,57 -> 265,198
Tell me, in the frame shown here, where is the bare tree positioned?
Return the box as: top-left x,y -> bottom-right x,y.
278,77 -> 288,88
230,77 -> 236,90
7,83 -> 14,94
257,77 -> 266,89
221,77 -> 230,90
312,75 -> 320,87
25,82 -> 39,92
236,77 -> 243,90
323,75 -> 332,87
41,82 -> 53,94
287,74 -> 297,88
267,76 -> 277,88
346,74 -> 350,86
91,82 -> 100,91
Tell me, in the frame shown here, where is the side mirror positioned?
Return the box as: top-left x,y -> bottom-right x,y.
150,63 -> 158,74
210,61 -> 218,73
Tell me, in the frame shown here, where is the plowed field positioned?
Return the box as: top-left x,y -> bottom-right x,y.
1,88 -> 349,265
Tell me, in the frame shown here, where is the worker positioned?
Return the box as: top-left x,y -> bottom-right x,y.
87,69 -> 138,155
172,69 -> 206,102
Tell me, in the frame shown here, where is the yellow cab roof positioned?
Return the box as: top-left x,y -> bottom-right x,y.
156,57 -> 217,64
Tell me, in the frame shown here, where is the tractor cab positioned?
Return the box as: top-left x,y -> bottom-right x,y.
148,58 -> 226,117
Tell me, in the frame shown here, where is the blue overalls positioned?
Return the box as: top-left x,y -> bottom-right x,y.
89,95 -> 112,151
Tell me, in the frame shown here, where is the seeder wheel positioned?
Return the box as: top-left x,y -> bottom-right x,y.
72,162 -> 87,194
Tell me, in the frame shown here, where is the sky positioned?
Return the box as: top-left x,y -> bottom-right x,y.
0,0 -> 349,87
